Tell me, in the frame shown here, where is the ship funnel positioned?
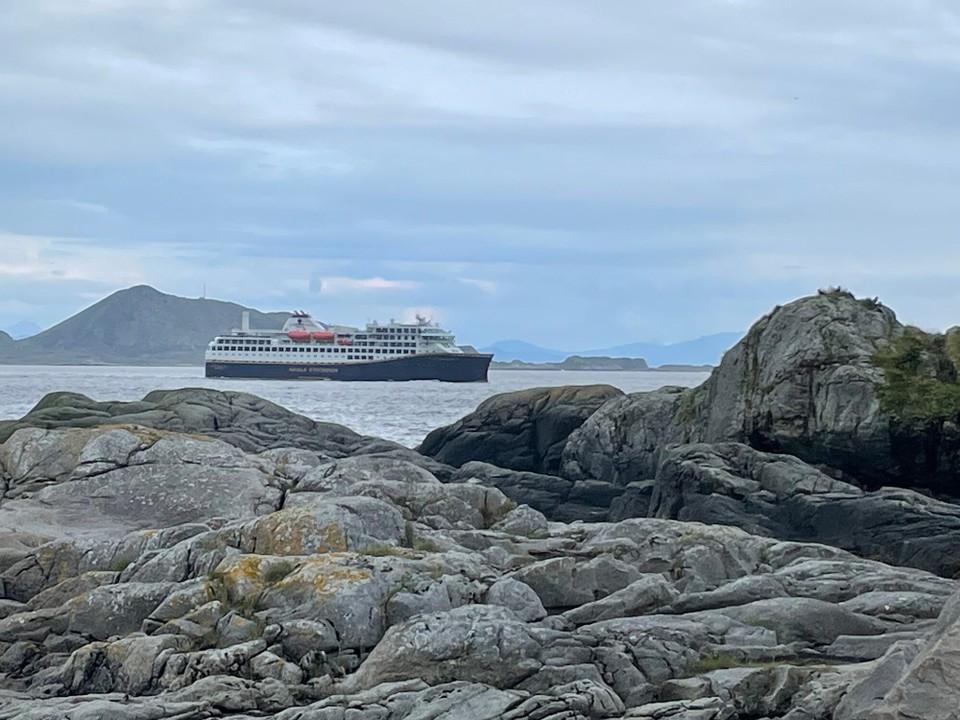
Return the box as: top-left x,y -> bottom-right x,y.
241,311 -> 250,331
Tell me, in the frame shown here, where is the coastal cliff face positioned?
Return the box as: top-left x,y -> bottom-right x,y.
2,290 -> 960,718
562,290 -> 903,488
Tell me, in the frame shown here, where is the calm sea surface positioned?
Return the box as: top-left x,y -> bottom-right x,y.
0,366 -> 710,448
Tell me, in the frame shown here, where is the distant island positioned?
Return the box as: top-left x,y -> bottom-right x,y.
479,333 -> 740,367
493,356 -> 712,372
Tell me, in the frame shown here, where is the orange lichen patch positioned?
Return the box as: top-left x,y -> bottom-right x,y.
209,555 -> 269,603
162,594 -> 201,617
104,639 -> 131,665
96,424 -> 216,446
36,544 -> 80,585
252,508 -> 348,556
98,424 -> 167,444
208,554 -> 309,606
273,553 -> 374,600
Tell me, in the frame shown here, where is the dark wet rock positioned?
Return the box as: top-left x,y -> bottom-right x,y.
562,386 -> 689,486
650,442 -> 960,576
451,460 -> 623,521
451,461 -> 573,516
418,384 -> 623,474
608,480 -> 656,521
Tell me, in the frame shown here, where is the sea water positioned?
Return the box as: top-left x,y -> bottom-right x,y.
0,366 -> 710,448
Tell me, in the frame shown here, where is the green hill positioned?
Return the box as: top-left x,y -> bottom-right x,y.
0,285 -> 289,365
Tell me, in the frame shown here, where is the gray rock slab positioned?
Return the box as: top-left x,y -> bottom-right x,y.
342,605 -> 542,691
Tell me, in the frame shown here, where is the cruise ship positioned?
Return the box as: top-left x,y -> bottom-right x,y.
204,311 -> 492,382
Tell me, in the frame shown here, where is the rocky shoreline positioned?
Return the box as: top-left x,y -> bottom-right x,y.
1,289 -> 959,719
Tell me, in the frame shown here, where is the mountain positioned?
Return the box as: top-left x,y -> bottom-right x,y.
1,321 -> 42,340
0,285 -> 289,365
479,340 -> 567,364
480,332 -> 741,367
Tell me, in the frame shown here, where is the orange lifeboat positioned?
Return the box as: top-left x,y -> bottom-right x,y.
312,331 -> 335,342
287,330 -> 311,342
336,338 -> 353,346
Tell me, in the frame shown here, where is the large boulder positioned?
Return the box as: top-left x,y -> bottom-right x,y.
418,385 -> 623,474
684,290 -> 899,481
648,442 -> 960,577
562,386 -> 689,485
0,427 -> 282,541
563,291 -> 960,495
342,605 -> 542,691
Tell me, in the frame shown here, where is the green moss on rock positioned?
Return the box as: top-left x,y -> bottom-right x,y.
873,327 -> 960,425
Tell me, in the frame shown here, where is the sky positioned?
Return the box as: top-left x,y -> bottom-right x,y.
2,0 -> 960,348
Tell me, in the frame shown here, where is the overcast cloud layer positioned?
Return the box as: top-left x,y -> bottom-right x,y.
2,0 -> 959,346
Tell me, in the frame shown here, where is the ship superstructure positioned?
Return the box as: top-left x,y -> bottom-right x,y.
205,311 -> 491,382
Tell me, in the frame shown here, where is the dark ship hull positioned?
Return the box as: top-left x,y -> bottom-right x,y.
205,353 -> 492,382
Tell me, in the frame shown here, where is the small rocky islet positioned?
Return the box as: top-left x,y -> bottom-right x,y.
0,289 -> 959,719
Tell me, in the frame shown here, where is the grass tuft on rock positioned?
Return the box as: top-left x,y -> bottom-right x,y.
359,543 -> 406,557
412,537 -> 442,553
262,560 -> 296,584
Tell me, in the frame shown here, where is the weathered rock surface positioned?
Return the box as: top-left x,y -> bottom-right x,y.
1,381 -> 959,718
0,426 -> 283,542
562,386 -> 690,487
859,588 -> 960,719
419,384 -> 623,474
0,387 -> 395,456
561,292 -> 928,492
649,442 -> 960,576
452,460 -> 621,522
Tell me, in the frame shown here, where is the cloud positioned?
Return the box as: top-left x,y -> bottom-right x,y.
0,232 -> 143,284
458,278 -> 498,294
313,276 -> 420,295
56,200 -> 110,214
2,1 -> 960,343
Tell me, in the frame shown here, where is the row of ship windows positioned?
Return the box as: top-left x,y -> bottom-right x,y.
213,346 -> 414,355
218,341 -> 418,348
